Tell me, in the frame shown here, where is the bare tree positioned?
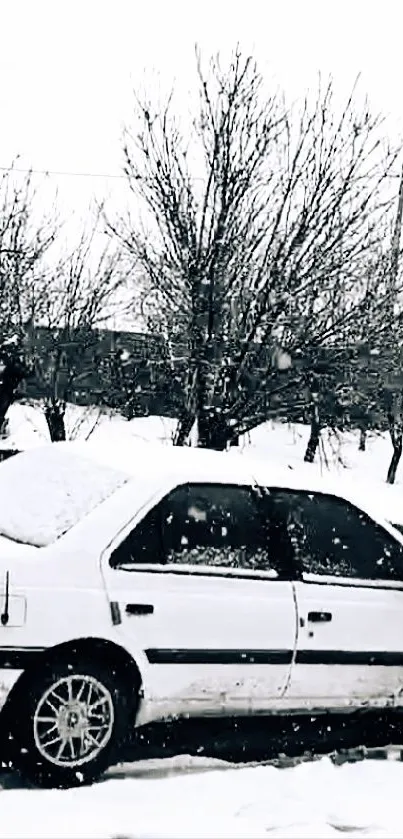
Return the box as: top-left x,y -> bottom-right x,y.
27,212 -> 129,442
0,164 -> 58,431
298,233 -> 402,463
109,48 -> 399,450
335,165 -> 403,483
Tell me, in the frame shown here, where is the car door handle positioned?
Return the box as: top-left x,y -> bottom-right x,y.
307,611 -> 332,623
125,603 -> 154,616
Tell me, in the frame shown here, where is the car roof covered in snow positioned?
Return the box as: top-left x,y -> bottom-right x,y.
53,438 -> 256,485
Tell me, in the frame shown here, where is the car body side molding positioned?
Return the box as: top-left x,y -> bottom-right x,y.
145,649 -> 293,665
145,648 -> 403,667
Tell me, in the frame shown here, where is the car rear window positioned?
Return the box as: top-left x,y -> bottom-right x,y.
0,448 -> 129,547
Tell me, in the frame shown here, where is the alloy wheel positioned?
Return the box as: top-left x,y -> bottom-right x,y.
33,673 -> 114,768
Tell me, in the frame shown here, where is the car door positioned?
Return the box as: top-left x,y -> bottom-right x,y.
101,481 -> 298,721
264,488 -> 403,710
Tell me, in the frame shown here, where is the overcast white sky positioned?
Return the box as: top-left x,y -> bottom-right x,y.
1,0 -> 403,215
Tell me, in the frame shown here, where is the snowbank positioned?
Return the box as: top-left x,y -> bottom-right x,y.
2,404 -> 178,451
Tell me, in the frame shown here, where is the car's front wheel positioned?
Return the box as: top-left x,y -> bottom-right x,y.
10,660 -> 129,787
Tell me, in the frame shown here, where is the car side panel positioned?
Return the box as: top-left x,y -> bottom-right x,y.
0,556 -> 151,717
287,576 -> 403,710
102,567 -> 298,724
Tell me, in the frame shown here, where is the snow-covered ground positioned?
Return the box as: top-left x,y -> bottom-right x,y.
1,753 -> 403,838
243,421 -> 402,489
2,403 -> 403,837
1,404 -> 179,451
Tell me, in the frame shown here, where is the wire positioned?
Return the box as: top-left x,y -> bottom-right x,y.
0,164 -> 207,183
2,164 -> 400,185
0,166 -> 125,180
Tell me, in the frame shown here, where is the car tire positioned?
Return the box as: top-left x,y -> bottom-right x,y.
9,658 -> 130,788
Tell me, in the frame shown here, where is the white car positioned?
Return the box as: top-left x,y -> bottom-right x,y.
0,440 -> 402,787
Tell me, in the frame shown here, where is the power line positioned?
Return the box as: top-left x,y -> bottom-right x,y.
0,165 -> 207,183
1,163 -> 401,185
0,165 -> 125,180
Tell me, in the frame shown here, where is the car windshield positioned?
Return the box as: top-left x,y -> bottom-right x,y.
0,448 -> 129,547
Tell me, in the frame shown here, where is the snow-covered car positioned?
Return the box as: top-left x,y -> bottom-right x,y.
0,440 -> 402,787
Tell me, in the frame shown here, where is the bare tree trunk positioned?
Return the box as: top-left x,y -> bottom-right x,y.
0,356 -> 28,429
304,421 -> 320,463
387,435 -> 402,484
197,411 -> 229,450
45,399 -> 66,442
304,395 -> 320,463
358,426 -> 367,451
173,410 -> 195,446
387,407 -> 403,484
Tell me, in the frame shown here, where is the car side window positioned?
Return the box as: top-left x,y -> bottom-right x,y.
109,502 -> 165,568
265,489 -> 403,581
110,482 -> 287,576
162,483 -> 271,572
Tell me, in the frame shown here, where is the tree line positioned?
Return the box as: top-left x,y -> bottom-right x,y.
2,48 -> 403,481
